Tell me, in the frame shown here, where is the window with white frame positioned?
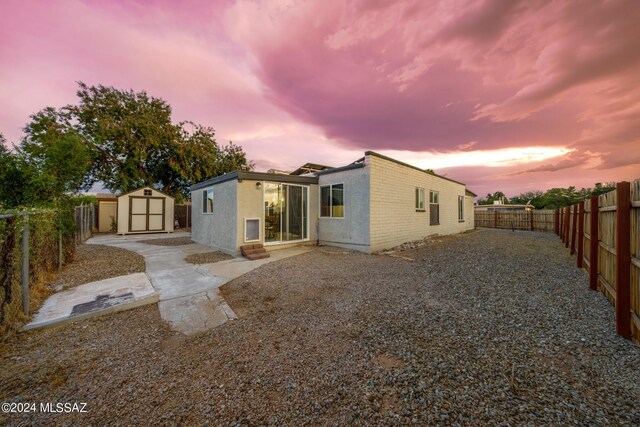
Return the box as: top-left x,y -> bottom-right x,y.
202,188 -> 214,213
415,188 -> 425,211
429,190 -> 439,225
320,184 -> 344,218
458,196 -> 464,221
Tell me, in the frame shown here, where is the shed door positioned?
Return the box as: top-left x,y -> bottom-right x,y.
129,196 -> 165,232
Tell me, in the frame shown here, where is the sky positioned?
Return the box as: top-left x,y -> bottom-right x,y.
1,0 -> 639,197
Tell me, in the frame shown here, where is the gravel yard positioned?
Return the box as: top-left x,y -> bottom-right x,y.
1,229 -> 639,425
185,252 -> 234,264
138,237 -> 194,246
51,244 -> 146,290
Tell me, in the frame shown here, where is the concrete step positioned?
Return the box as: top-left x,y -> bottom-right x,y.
240,243 -> 265,256
243,247 -> 267,256
245,252 -> 270,261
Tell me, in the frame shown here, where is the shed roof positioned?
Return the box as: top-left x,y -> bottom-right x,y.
117,186 -> 175,199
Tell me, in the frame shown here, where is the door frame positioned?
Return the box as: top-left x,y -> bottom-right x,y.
128,196 -> 166,232
262,183 -> 309,245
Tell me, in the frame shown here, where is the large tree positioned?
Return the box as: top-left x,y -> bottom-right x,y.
20,107 -> 91,201
67,82 -> 252,200
0,133 -> 29,208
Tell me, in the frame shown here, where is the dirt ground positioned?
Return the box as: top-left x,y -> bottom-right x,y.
1,229 -> 639,426
184,252 -> 234,264
138,237 -> 194,246
51,244 -> 146,290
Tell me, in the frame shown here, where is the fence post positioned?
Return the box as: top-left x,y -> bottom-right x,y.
58,231 -> 63,271
564,207 -> 571,248
493,211 -> 498,229
21,215 -> 29,316
529,210 -> 534,231
589,196 -> 599,291
554,209 -> 559,235
577,201 -> 584,268
570,204 -> 578,254
560,208 -> 564,239
615,181 -> 631,339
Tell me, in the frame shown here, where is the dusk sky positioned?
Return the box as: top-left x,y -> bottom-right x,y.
1,0 -> 639,197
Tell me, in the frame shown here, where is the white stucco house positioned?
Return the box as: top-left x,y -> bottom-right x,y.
190,151 -> 476,255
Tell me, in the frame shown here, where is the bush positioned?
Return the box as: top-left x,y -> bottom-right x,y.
0,203 -> 86,341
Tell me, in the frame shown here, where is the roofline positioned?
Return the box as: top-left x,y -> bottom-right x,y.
190,171 -> 318,191
465,189 -> 477,197
314,162 -> 365,176
364,151 -> 467,187
117,186 -> 175,199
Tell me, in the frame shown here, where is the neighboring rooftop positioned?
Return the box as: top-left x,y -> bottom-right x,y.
289,162 -> 333,176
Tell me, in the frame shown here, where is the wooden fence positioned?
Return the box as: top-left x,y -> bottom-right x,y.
474,209 -> 555,231
556,180 -> 640,341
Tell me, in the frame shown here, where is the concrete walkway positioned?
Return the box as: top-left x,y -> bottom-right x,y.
27,232 -> 312,334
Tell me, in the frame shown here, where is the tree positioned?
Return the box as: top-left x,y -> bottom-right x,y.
0,134 -> 29,208
60,82 -> 253,200
20,108 -> 90,202
478,191 -> 506,205
509,191 -> 544,209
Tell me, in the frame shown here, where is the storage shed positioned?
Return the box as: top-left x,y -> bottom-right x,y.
116,187 -> 175,235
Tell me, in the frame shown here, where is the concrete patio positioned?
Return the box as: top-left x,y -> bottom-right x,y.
25,232 -> 312,334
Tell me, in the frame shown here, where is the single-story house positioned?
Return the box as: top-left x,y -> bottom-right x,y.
475,202 -> 534,212
190,151 -> 476,255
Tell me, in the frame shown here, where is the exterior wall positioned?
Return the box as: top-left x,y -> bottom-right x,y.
318,165 -> 371,252
464,196 -> 475,230
191,180 -> 238,255
236,180 -> 318,249
368,154 -> 470,252
117,187 -> 174,235
98,201 -> 117,232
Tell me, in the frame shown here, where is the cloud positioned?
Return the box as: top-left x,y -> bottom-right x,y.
225,0 -> 639,172
0,0 -> 638,195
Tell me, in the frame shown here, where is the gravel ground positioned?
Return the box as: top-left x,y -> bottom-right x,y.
138,237 -> 194,246
185,252 -> 234,264
52,244 -> 146,290
1,229 -> 639,426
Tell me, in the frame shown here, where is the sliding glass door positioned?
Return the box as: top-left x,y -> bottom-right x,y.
264,183 -> 308,243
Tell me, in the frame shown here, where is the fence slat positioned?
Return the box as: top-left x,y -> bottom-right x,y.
577,202 -> 585,268
21,215 -> 29,316
616,182 -> 631,338
571,206 -> 578,254
590,196 -> 599,291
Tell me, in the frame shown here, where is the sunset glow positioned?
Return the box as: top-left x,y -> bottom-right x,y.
1,0 -> 639,196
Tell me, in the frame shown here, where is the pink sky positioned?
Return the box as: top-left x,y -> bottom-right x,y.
1,0 -> 639,197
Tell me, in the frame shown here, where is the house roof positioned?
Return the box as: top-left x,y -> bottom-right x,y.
475,203 -> 534,209
465,189 -> 477,197
190,171 -> 318,191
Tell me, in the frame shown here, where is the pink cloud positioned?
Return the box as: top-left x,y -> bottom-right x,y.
0,0 -> 638,197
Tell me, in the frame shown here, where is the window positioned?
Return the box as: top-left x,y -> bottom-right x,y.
429,191 -> 439,225
415,188 -> 425,211
143,189 -> 152,196
202,188 -> 214,213
320,184 -> 344,218
458,196 -> 464,221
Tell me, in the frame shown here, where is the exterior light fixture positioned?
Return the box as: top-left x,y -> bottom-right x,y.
256,182 -> 262,189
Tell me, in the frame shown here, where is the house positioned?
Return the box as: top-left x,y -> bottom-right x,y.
190,151 -> 476,255
475,202 -> 534,212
